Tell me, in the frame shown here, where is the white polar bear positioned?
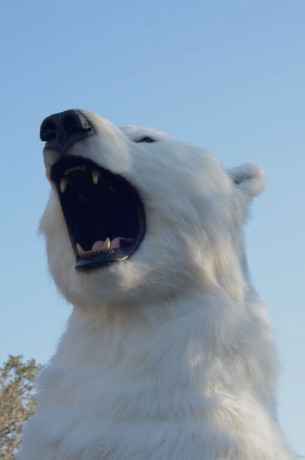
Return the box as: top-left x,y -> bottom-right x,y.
18,110 -> 295,459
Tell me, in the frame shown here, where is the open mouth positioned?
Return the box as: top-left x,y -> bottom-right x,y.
50,157 -> 146,269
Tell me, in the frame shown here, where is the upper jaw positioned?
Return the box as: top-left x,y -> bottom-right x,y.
40,109 -> 146,270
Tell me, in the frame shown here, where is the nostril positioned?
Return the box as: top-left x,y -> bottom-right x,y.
40,119 -> 58,142
63,114 -> 80,135
61,112 -> 92,136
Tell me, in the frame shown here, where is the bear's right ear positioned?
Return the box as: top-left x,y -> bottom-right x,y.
228,163 -> 266,199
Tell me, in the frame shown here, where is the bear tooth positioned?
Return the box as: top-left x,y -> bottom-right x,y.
92,170 -> 100,184
76,243 -> 86,257
64,165 -> 86,175
60,177 -> 68,193
102,238 -> 111,252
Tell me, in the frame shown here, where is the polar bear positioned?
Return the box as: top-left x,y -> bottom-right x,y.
18,110 -> 295,459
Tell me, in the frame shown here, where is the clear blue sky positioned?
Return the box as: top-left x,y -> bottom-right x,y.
1,0 -> 304,455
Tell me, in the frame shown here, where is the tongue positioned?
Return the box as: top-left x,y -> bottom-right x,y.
92,237 -> 133,251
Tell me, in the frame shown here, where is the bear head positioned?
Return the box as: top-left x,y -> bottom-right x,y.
39,110 -> 266,309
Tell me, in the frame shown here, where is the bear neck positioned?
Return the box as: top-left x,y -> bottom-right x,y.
46,288 -> 277,424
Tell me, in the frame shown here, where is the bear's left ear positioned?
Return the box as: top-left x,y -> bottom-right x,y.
228,163 -> 266,199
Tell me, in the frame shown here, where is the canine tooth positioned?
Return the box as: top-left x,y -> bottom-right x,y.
102,238 -> 111,252
76,243 -> 86,257
92,170 -> 100,184
60,177 -> 68,193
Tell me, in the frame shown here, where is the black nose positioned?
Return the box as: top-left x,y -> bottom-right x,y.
40,109 -> 94,152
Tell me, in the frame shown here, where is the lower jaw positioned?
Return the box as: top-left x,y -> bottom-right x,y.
75,244 -> 138,269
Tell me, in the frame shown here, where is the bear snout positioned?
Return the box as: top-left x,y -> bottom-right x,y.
40,109 -> 94,154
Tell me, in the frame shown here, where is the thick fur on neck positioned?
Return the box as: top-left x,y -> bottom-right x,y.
18,111 -> 295,459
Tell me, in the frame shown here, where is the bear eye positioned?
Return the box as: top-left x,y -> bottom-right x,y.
135,136 -> 156,143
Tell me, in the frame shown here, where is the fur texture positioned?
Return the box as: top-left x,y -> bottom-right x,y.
18,111 -> 295,459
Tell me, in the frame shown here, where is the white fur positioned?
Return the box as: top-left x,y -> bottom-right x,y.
18,111 -> 295,459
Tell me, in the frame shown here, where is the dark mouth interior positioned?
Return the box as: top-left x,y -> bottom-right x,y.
51,157 -> 145,269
